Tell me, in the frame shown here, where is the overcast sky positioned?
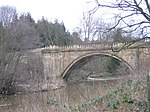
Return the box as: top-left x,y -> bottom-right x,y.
0,0 -> 94,32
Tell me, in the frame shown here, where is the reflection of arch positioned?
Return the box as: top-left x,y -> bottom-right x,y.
62,52 -> 133,79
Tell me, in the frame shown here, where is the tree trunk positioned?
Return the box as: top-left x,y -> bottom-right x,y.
147,72 -> 150,112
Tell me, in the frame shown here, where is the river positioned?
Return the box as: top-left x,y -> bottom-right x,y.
0,79 -> 124,112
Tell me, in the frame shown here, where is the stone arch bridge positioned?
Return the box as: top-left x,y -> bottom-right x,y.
31,42 -> 150,88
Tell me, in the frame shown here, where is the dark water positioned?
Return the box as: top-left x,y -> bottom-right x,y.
0,79 -> 123,112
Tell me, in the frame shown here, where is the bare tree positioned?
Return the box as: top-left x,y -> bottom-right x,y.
76,10 -> 127,43
0,6 -> 17,26
0,6 -> 19,94
8,13 -> 42,50
92,0 -> 150,41
0,6 -> 42,95
77,11 -> 99,42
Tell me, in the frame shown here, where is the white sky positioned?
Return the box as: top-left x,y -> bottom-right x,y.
0,0 -> 93,32
1,0 -> 147,35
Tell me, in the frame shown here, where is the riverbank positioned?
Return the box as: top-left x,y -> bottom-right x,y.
0,74 -> 146,112
67,77 -> 147,112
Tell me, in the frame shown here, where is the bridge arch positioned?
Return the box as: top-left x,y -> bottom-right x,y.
62,52 -> 133,79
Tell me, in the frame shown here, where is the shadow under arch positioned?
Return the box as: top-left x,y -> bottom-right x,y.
62,52 -> 133,80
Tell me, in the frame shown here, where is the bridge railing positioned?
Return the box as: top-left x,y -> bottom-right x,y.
42,43 -> 110,50
32,42 -> 150,53
40,42 -> 131,53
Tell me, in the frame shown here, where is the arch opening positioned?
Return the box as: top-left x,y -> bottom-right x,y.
62,53 -> 133,83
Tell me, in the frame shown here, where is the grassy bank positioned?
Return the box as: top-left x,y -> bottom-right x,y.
47,77 -> 148,112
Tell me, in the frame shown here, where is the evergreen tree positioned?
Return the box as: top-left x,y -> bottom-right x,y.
36,18 -> 75,46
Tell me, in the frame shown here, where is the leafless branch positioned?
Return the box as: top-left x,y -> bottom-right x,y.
133,0 -> 150,21
111,36 -> 150,52
144,0 -> 150,14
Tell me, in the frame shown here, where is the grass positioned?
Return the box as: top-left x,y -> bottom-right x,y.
47,77 -> 148,112
1,75 -> 147,112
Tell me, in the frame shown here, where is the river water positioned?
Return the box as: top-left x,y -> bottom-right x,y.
0,79 -> 124,112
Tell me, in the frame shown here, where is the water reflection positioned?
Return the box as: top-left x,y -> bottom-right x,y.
0,79 -> 122,112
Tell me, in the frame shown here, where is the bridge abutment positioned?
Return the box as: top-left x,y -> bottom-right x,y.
42,52 -> 66,89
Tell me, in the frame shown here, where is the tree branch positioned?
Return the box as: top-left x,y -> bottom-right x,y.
144,0 -> 150,14
134,0 -> 150,21
111,36 -> 150,52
